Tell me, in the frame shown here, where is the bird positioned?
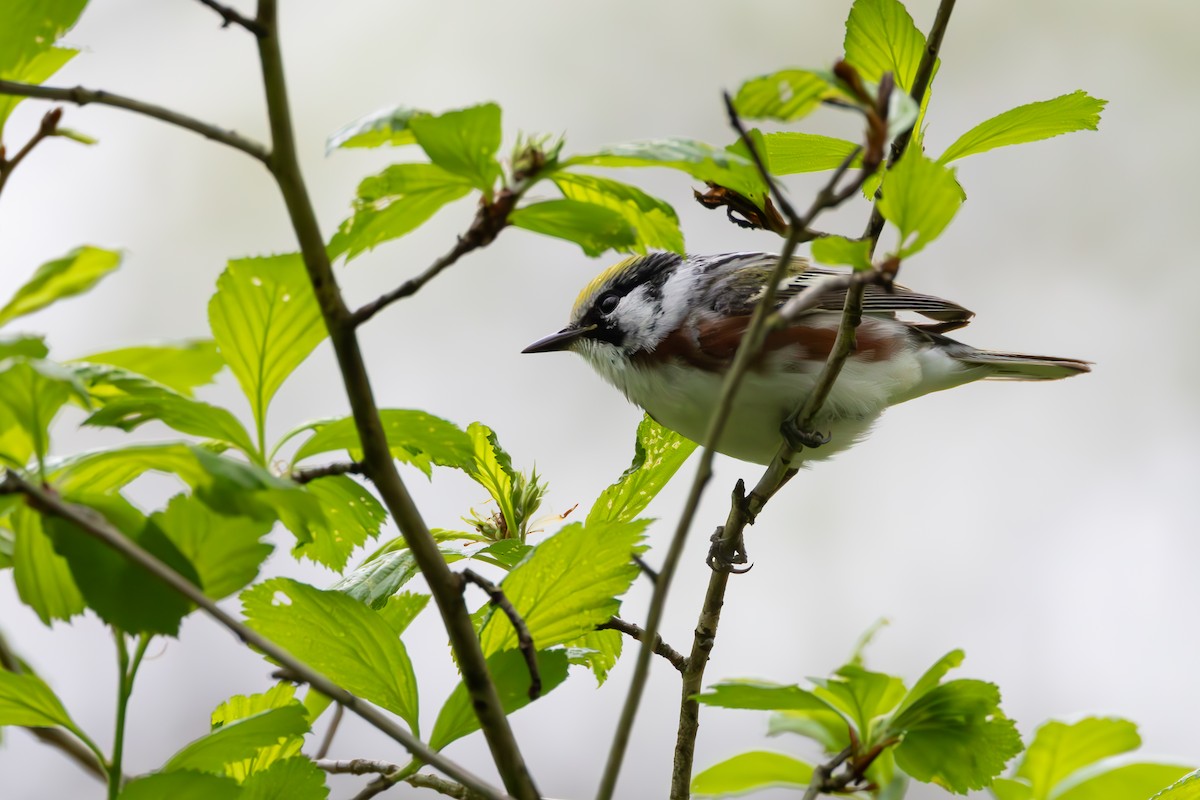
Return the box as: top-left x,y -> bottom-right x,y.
523,251 -> 1090,466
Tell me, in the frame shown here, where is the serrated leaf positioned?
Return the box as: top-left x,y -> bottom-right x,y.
409,103 -> 503,191
510,199 -> 637,257
242,757 -> 329,800
463,422 -> 519,534
153,494 -> 273,601
1152,769 -> 1200,800
768,708 -> 852,753
692,750 -> 814,797
208,254 -> 326,448
327,163 -> 473,261
326,105 -> 429,153
45,494 -> 202,636
0,358 -> 90,468
428,649 -> 569,751
0,669 -> 78,728
761,131 -> 862,175
77,340 -> 223,397
292,409 -> 473,476
588,415 -> 695,525
164,706 -> 310,774
0,0 -> 87,74
289,475 -> 385,571
330,548 -> 420,609
0,246 -> 122,328
1055,758 -> 1193,800
878,151 -> 962,258
696,681 -> 836,713
378,592 -> 430,635
117,771 -> 242,800
811,235 -> 873,271
566,139 -> 768,206
478,518 -> 646,655
939,91 -> 1107,164
241,578 -> 419,734
11,504 -> 84,624
566,629 -> 622,686
0,46 -> 77,135
552,173 -> 684,255
734,69 -> 843,121
844,0 -> 927,92
211,684 -> 305,781
812,665 -> 906,740
892,649 -> 964,718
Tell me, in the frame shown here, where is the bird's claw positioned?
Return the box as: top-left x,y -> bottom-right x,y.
707,526 -> 752,574
781,418 -> 831,450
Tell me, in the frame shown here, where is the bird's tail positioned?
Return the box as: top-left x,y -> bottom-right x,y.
954,348 -> 1092,381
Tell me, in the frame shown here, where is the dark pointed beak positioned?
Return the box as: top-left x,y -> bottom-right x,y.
522,324 -> 595,354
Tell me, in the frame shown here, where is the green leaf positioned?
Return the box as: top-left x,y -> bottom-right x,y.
1015,717 -> 1142,799
889,680 -> 1022,793
210,684 -> 306,781
118,771 -> 242,800
768,708 -> 852,753
241,578 -> 420,734
939,91 -> 1107,164
409,103 -> 503,191
290,475 -> 386,571
241,757 -> 329,800
0,669 -> 78,728
844,0 -> 927,92
565,629 -> 622,686
566,139 -> 767,206
164,706 -> 310,774
153,494 -> 273,600
0,0 -> 87,74
208,254 -> 326,450
695,680 -> 836,714
53,126 -> 96,145
734,69 -> 842,121
811,665 -> 906,740
991,777 -> 1034,800
292,409 -> 473,476
11,505 -> 84,623
0,357 -> 91,468
326,105 -> 429,153
761,131 -> 861,175
429,649 -> 569,751
0,46 -> 77,136
1056,759 -> 1193,800
877,151 -> 962,258
327,163 -> 473,261
76,340 -> 223,397
510,199 -> 637,257
330,548 -> 420,609
1153,769 -> 1200,800
588,415 -> 695,525
478,518 -> 646,655
45,494 -> 202,636
811,235 -> 873,271
892,649 -> 964,718
0,335 -> 48,360
692,751 -> 814,797
0,246 -> 122,328
462,422 -> 519,536
552,173 -> 684,255
378,591 -> 430,635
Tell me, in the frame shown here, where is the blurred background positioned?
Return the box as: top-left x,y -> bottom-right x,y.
1,0 -> 1196,797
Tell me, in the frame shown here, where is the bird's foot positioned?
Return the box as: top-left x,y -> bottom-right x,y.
707,526 -> 752,574
781,418 -> 831,450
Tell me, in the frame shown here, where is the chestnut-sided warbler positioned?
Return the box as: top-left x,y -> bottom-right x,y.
524,251 -> 1089,465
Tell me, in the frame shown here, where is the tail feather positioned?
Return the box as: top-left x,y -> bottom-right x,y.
957,349 -> 1092,381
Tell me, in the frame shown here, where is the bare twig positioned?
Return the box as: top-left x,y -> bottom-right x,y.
0,80 -> 269,163
0,471 -> 509,800
291,461 -> 365,484
599,617 -> 686,672
802,747 -> 853,800
193,0 -> 268,36
0,107 -> 63,197
314,703 -> 344,760
317,758 -> 401,775
251,4 -> 538,796
462,568 -> 541,700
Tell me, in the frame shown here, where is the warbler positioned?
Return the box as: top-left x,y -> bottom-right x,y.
524,251 -> 1090,465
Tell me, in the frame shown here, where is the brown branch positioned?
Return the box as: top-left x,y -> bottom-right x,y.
461,569 -> 541,700
0,471 -> 508,800
193,0 -> 268,36
599,617 -> 686,672
317,758 -> 400,775
0,80 -> 269,163
314,703 -> 343,759
802,747 -> 854,800
252,4 -> 538,797
0,107 -> 63,197
291,461 -> 364,484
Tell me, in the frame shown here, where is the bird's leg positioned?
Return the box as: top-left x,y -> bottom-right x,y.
706,480 -> 753,574
781,417 -> 831,450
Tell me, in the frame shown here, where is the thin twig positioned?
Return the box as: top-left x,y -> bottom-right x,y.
0,80 -> 269,163
251,4 -> 539,797
802,747 -> 853,800
599,617 -> 686,672
462,568 -> 541,700
314,703 -> 344,760
317,758 -> 401,775
193,0 -> 268,36
0,107 -> 63,197
0,471 -> 510,800
291,461 -> 365,484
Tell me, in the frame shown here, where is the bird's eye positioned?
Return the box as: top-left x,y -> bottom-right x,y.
598,293 -> 621,315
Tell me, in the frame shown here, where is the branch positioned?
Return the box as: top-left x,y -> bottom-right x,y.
0,80 -> 269,163
252,4 -> 538,797
0,107 -> 62,197
291,460 -> 364,484
461,568 -> 541,700
193,0 -> 268,36
314,703 -> 343,759
802,747 -> 853,800
599,617 -> 686,672
0,471 -> 508,800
